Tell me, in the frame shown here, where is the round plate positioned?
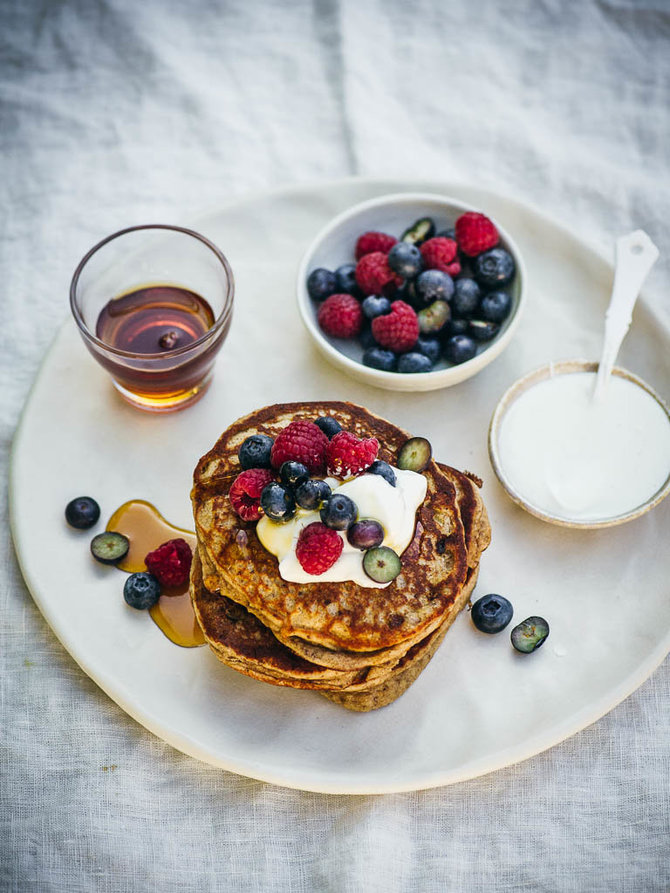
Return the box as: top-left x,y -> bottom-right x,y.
10,178 -> 670,794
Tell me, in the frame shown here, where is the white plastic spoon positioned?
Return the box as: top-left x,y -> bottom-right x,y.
593,230 -> 659,401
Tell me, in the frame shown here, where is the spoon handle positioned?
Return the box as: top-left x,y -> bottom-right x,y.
593,230 -> 659,400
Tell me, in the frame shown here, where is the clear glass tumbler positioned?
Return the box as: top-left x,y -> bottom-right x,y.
70,224 -> 234,412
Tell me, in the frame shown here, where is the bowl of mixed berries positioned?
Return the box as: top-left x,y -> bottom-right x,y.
297,193 -> 527,391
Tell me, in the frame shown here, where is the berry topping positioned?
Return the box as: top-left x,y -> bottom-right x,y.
511,616 -> 550,653
320,493 -> 358,530
468,320 -> 500,342
355,251 -> 403,297
238,434 -> 274,470
260,482 -> 296,522
334,263 -> 360,296
444,334 -> 477,365
144,537 -> 193,588
452,278 -> 481,318
418,300 -> 450,336
415,269 -> 454,305
415,336 -> 441,364
65,496 -> 100,530
473,248 -> 515,289
454,212 -> 499,257
367,460 -> 396,487
420,237 -> 458,273
387,242 -> 423,279
354,231 -> 397,261
314,415 -> 342,439
397,352 -> 433,373
229,468 -> 275,521
270,420 -> 329,475
362,346 -> 396,372
307,268 -> 337,301
90,531 -> 129,565
361,295 -> 391,320
401,217 -> 435,245
371,301 -> 419,353
479,290 -> 512,323
317,293 -> 363,339
123,572 -> 161,610
326,430 -> 379,478
471,594 -> 514,634
363,546 -> 401,584
295,522 -> 343,575
397,436 -> 432,472
347,520 -> 384,551
294,478 -> 332,510
279,461 -> 309,489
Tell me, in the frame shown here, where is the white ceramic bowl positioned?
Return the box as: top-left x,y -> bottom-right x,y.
296,192 -> 527,391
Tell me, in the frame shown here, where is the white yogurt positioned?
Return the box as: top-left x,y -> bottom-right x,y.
256,468 -> 427,587
497,371 -> 670,522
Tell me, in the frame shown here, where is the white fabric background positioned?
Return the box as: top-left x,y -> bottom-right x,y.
2,1 -> 669,891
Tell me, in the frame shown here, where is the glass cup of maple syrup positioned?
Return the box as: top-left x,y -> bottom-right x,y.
70,224 -> 234,412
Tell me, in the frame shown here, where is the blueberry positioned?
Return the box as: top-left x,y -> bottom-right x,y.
387,242 -> 423,279
415,270 -> 454,305
444,334 -> 477,365
397,280 -> 422,309
320,494 -> 357,530
471,593 -> 514,634
451,278 -> 481,318
401,217 -> 435,245
307,268 -> 337,301
468,320 -> 499,342
314,416 -> 342,439
123,572 -> 161,610
90,531 -> 129,565
367,460 -> 396,486
363,347 -> 396,372
347,520 -> 385,551
359,325 -> 379,350
362,295 -> 391,320
442,318 -> 469,339
398,352 -> 433,373
415,336 -> 441,365
479,290 -> 512,323
397,437 -> 432,472
239,434 -> 274,470
363,546 -> 402,583
65,496 -> 100,530
473,248 -> 516,289
335,263 -> 360,296
260,483 -> 296,521
294,479 -> 332,510
511,616 -> 550,653
436,227 -> 456,240
418,300 -> 450,336
279,461 -> 309,488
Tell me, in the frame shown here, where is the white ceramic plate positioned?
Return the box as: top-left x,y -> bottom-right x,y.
10,178 -> 670,794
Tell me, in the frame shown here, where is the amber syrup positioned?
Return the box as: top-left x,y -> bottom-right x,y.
95,285 -> 218,407
107,500 -> 205,648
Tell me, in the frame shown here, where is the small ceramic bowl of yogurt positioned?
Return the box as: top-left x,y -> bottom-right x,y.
488,360 -> 670,528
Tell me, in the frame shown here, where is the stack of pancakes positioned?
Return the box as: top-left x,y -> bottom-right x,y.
190,402 -> 490,711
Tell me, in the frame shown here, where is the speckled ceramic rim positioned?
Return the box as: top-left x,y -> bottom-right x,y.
488,360 -> 670,529
296,192 -> 528,392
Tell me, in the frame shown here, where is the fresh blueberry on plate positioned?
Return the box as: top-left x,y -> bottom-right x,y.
471,593 -> 514,634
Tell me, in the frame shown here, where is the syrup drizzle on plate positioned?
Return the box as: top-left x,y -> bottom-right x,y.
106,500 -> 205,648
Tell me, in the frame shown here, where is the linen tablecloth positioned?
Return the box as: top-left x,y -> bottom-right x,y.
2,1 -> 669,890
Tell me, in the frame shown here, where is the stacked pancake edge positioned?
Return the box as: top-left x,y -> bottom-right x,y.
190,402 -> 490,711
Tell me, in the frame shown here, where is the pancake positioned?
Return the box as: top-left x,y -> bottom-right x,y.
192,402 -> 469,654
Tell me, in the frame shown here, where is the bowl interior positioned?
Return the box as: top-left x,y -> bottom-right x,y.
297,192 -> 526,390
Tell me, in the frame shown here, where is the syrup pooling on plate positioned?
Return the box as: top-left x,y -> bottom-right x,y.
106,500 -> 204,647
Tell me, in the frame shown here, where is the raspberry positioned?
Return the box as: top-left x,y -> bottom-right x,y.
371,300 -> 419,353
229,468 -> 275,521
445,260 -> 461,278
354,231 -> 397,261
355,251 -> 403,298
270,420 -> 329,474
144,538 -> 193,588
420,237 -> 458,272
326,430 -> 379,477
454,212 -> 499,257
295,522 -> 343,575
317,293 -> 363,338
